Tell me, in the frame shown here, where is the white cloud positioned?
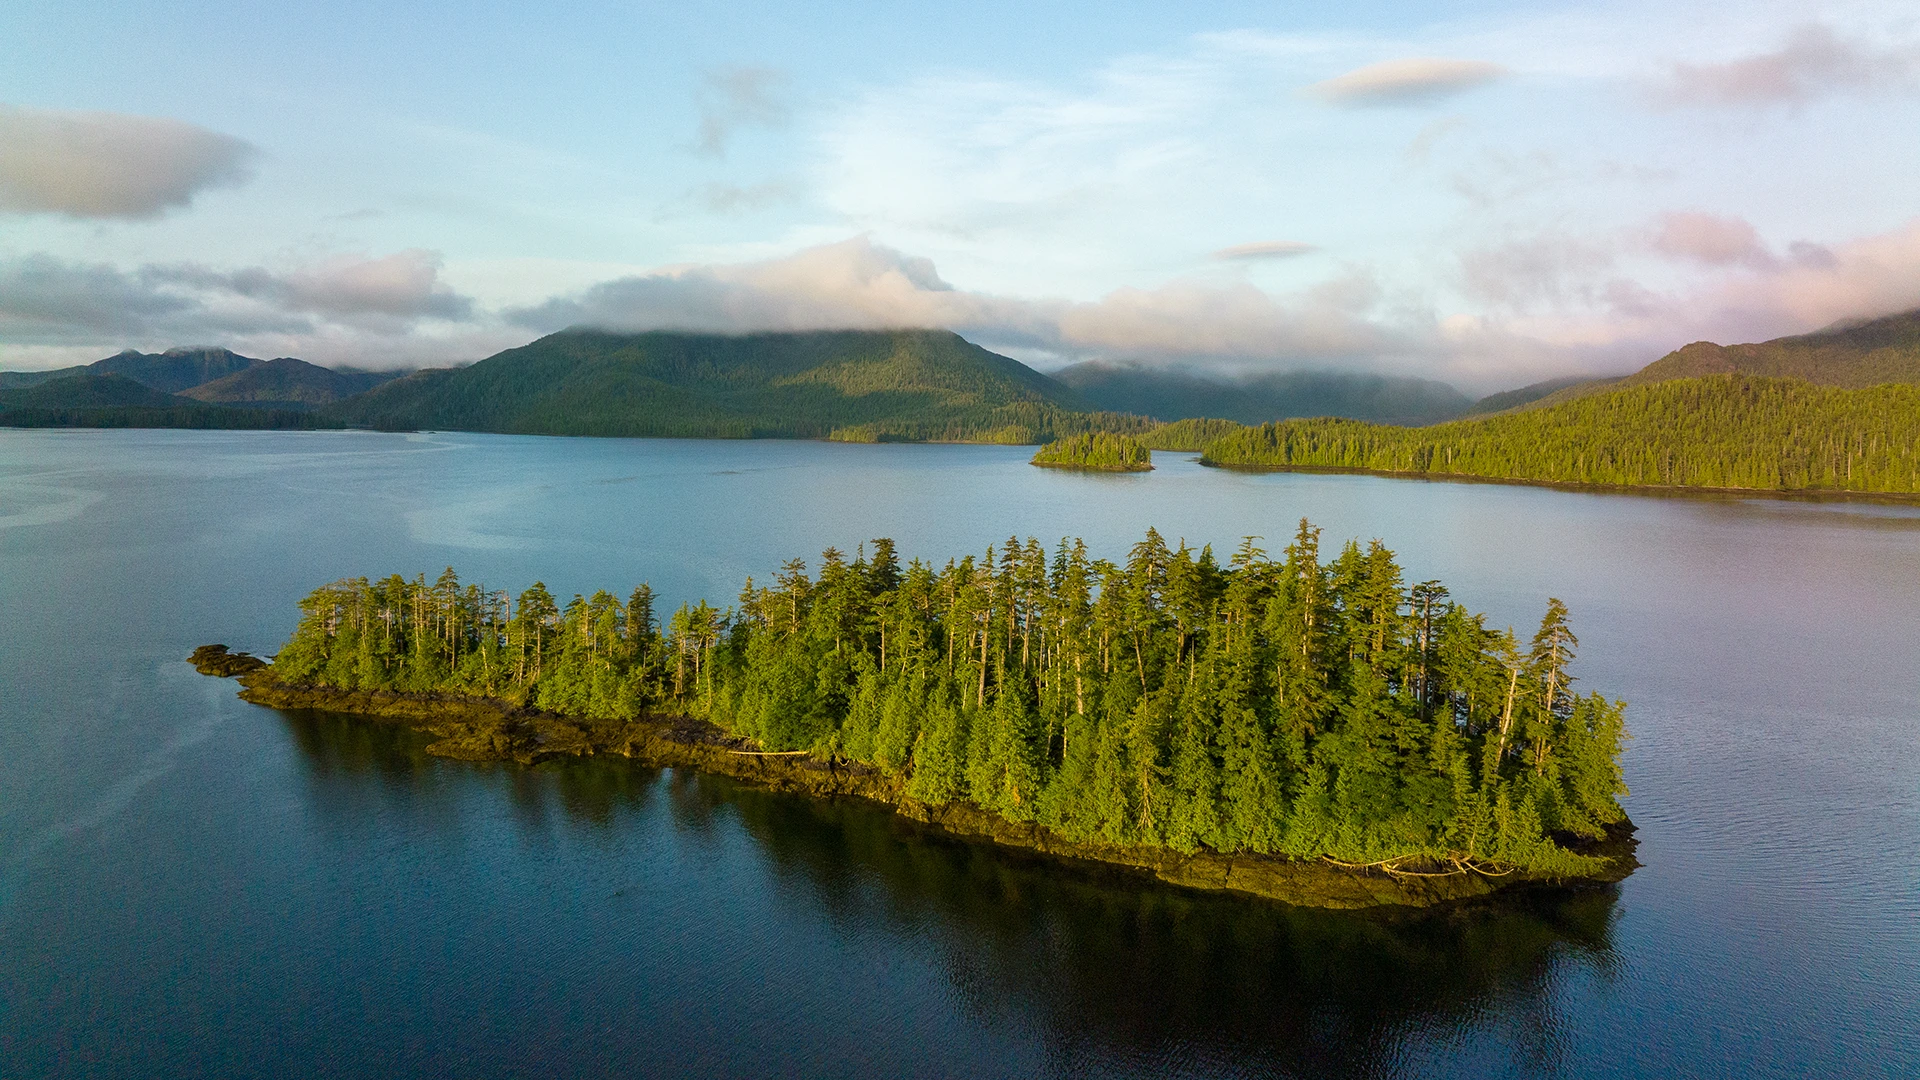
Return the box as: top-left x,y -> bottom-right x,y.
0,105 -> 253,219
1307,58 -> 1506,106
1656,24 -> 1919,106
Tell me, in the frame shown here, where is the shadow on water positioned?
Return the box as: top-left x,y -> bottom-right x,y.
278,708 -> 1622,1079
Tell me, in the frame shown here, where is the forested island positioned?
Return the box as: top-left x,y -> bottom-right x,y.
1030,433 -> 1153,471
1195,375 -> 1920,494
223,523 -> 1635,908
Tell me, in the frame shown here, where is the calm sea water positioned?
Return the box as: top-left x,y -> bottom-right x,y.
1,429 -> 1916,1079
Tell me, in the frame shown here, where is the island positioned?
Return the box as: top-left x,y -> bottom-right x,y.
203,521 -> 1635,908
1030,432 -> 1153,471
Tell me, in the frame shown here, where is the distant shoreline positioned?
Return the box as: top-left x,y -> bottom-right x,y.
1197,459 -> 1920,505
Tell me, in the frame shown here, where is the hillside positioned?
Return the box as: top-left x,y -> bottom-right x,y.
0,373 -> 333,430
181,357 -> 399,408
1199,375 -> 1920,495
0,347 -> 262,392
328,328 -> 1144,442
1053,362 -> 1472,425
1626,310 -> 1920,389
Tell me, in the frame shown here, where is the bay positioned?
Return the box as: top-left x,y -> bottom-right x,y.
1,428 -> 1915,1078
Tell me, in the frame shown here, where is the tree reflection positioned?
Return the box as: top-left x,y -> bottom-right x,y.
280,708 -> 1621,1079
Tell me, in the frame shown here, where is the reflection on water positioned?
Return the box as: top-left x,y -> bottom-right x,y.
278,706 -> 1622,1079
5,431 -> 1915,1080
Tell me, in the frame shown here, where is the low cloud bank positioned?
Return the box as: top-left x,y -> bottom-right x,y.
0,250 -> 486,369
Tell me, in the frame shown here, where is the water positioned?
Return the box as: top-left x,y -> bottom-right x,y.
1,428 -> 1915,1078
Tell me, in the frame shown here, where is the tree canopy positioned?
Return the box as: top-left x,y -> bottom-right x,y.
268,523 -> 1628,874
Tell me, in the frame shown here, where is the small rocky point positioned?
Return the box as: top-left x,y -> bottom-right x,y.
190,644 -> 267,677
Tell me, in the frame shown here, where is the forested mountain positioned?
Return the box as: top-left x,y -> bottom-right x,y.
266,523 -> 1628,874
1054,362 -> 1473,425
1200,375 -> 1920,494
180,357 -> 398,408
1628,308 -> 1920,389
0,373 -> 191,410
326,328 -> 1145,442
1482,306 -> 1920,415
1463,375 -> 1607,416
0,373 -> 332,430
0,347 -> 261,391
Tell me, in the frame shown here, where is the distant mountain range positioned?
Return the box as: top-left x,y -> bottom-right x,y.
6,308 -> 1920,458
0,347 -> 392,429
0,347 -> 398,407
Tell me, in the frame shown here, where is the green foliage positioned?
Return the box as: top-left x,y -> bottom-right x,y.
1031,432 -> 1153,471
326,328 -> 1153,444
270,523 -> 1628,874
1141,417 -> 1244,451
1201,375 -> 1920,493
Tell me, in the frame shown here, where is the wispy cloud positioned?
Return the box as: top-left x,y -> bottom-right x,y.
0,105 -> 254,219
1655,25 -> 1919,106
1212,240 -> 1318,261
1648,211 -> 1774,269
1307,58 -> 1506,106
695,67 -> 791,157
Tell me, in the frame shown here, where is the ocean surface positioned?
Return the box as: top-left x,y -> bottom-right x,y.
1,428 -> 1915,1079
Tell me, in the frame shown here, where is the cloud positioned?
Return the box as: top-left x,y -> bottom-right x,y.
0,105 -> 254,219
1649,211 -> 1774,268
0,251 -> 478,363
513,236 -> 1420,373
1657,25 -> 1919,106
1212,240 -> 1318,261
1458,234 -> 1616,312
695,67 -> 790,157
1307,59 -> 1506,106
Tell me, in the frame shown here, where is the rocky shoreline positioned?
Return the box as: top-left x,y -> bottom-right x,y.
218,663 -> 1638,910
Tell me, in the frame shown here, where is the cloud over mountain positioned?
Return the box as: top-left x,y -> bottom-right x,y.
0,105 -> 254,219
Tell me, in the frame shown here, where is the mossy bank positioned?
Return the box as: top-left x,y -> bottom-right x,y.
228,668 -> 1637,910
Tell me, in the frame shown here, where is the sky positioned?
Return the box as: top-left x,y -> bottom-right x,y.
2,0 -> 1918,391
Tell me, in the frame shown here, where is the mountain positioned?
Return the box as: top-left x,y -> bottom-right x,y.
0,348 -> 261,393
0,373 -> 193,410
1052,362 -> 1473,426
85,347 -> 264,393
0,373 -> 332,430
1199,374 -> 1920,495
1625,308 -> 1920,389
180,357 -> 400,409
1464,375 -> 1606,416
327,328 -> 1138,442
1473,306 -> 1920,416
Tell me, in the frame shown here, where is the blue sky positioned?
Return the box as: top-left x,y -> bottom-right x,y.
3,0 -> 1918,389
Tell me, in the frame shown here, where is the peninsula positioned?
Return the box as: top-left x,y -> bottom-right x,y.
211,522 -> 1636,908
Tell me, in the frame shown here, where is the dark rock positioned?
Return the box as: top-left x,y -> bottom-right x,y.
189,644 -> 267,677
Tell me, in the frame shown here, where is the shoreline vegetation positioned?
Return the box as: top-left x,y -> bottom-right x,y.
209,522 -> 1638,909
1030,432 -> 1153,471
9,319 -> 1919,498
